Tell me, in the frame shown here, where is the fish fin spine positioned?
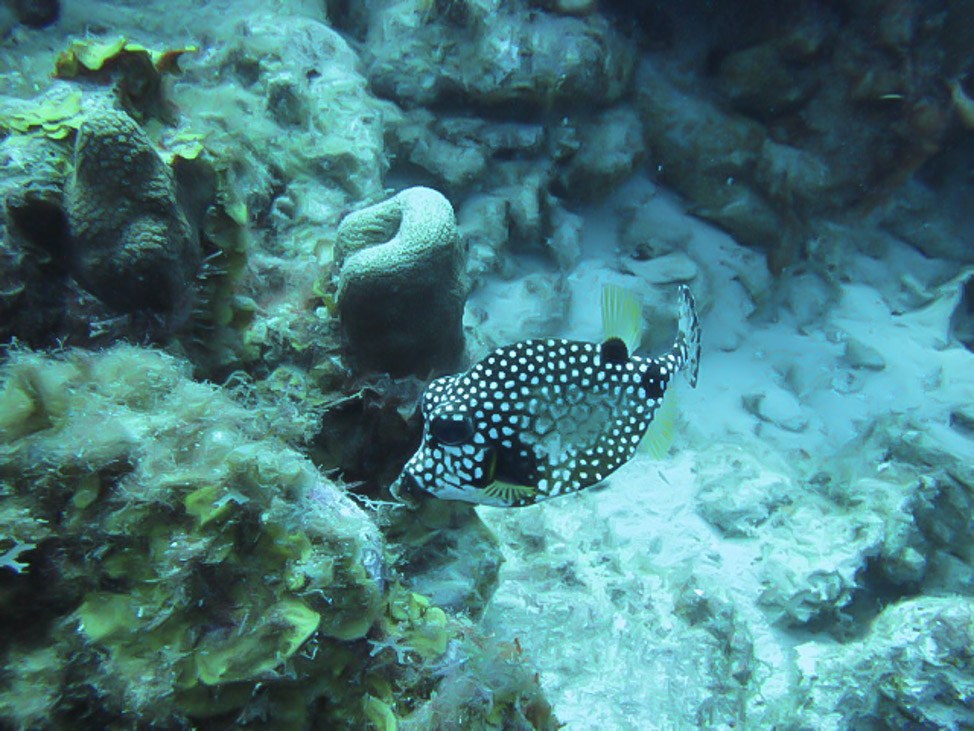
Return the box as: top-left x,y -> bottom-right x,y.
675,285 -> 701,388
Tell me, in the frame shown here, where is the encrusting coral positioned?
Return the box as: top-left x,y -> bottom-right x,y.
0,345 -> 558,729
65,108 -> 200,319
335,186 -> 465,377
797,596 -> 974,728
0,345 -> 385,727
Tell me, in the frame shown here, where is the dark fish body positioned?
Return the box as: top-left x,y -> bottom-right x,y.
395,286 -> 701,507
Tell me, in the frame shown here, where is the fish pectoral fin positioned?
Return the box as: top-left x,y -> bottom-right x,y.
486,448 -> 497,483
482,450 -> 539,504
482,480 -> 539,505
640,389 -> 679,459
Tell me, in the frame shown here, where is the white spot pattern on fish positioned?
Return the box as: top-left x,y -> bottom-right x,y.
395,286 -> 701,507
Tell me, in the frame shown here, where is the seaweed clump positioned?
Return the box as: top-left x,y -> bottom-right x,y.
0,345 -> 384,727
0,345 -> 557,729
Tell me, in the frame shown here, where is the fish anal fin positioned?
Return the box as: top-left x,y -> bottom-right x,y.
640,390 -> 678,460
482,480 -> 539,506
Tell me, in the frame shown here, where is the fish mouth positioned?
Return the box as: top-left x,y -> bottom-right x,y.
390,470 -> 424,504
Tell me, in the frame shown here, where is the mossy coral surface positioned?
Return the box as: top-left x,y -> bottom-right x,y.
0,346 -> 557,729
0,345 -> 385,727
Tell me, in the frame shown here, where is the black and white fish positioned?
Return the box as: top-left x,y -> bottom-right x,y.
393,285 -> 701,507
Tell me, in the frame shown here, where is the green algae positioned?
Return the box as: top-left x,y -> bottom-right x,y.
53,38 -> 197,79
193,599 -> 321,685
0,90 -> 83,139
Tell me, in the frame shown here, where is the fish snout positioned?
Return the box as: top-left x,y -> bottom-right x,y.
390,469 -> 425,505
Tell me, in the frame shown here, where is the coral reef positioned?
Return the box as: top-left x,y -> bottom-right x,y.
334,186 -> 465,377
481,498 -> 760,729
52,37 -> 196,123
65,108 -> 199,318
11,0 -> 59,28
797,596 -> 974,729
617,1 -> 973,269
0,132 -> 74,346
0,89 -> 253,366
174,12 -> 393,225
0,346 -> 555,729
0,346 -> 384,726
693,407 -> 974,636
553,106 -> 645,202
307,371 -> 506,618
385,499 -> 503,618
634,62 -> 787,264
361,0 -> 634,111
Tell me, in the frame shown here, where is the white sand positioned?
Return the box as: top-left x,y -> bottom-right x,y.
475,182 -> 974,728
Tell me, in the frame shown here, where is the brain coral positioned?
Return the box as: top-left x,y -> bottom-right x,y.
65,108 -> 199,318
335,186 -> 465,377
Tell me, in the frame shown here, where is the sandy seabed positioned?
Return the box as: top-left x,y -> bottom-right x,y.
474,180 -> 974,729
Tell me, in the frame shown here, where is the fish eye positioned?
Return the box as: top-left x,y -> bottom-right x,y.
429,413 -> 475,446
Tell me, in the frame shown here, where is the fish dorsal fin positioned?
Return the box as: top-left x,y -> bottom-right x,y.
600,337 -> 629,364
601,284 -> 643,355
640,389 -> 678,459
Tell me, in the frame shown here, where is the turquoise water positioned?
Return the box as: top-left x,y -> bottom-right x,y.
0,1 -> 972,729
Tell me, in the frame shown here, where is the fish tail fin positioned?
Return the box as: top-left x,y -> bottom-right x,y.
674,285 -> 701,387
601,284 -> 644,354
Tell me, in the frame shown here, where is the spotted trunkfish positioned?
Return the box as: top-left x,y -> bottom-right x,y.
393,285 -> 701,507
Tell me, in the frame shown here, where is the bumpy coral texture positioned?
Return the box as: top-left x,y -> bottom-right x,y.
65,109 -> 199,315
0,346 -> 385,728
800,596 -> 974,728
0,345 -> 560,730
335,186 -> 464,376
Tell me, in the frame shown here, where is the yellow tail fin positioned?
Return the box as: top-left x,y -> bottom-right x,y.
601,284 -> 643,354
